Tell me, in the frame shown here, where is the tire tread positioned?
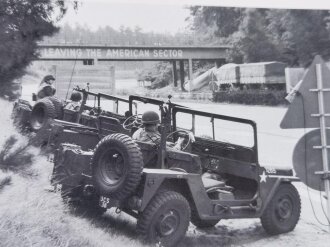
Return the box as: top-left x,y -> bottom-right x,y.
261,183 -> 301,235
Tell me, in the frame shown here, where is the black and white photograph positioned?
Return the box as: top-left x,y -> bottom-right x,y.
1,0 -> 330,246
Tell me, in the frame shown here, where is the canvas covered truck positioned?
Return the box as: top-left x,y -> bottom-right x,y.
50,95 -> 301,247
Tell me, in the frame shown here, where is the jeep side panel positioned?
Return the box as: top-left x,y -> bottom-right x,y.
140,170 -> 258,220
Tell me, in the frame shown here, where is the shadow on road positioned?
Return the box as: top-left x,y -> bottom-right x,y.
181,220 -> 268,247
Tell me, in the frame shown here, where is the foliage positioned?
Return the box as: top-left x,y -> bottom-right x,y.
266,9 -> 330,66
137,62 -> 174,89
189,7 -> 330,67
0,0 -> 78,98
227,9 -> 280,63
188,6 -> 243,38
0,135 -> 34,176
45,23 -> 198,46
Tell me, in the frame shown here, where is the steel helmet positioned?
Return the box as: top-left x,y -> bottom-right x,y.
70,91 -> 82,102
43,75 -> 55,83
142,111 -> 160,124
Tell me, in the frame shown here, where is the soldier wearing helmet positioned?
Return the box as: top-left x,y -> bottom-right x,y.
132,111 -> 161,143
64,91 -> 82,111
37,75 -> 56,99
132,111 -> 185,149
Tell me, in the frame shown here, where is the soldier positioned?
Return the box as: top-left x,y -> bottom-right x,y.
37,75 -> 56,99
132,110 -> 161,143
132,110 -> 184,149
64,92 -> 82,111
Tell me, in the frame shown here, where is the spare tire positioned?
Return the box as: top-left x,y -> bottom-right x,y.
30,98 -> 56,131
47,96 -> 63,119
91,133 -> 143,201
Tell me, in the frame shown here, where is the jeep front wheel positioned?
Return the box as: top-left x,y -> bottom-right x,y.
91,133 -> 143,201
261,183 -> 301,235
137,191 -> 190,247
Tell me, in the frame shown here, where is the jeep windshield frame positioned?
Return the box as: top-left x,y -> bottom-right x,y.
128,95 -> 187,126
172,106 -> 259,164
74,87 -> 130,116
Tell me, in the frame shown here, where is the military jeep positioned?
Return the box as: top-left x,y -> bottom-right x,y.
51,99 -> 301,247
11,86 -> 131,133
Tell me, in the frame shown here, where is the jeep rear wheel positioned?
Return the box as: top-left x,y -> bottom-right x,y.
91,133 -> 143,201
137,191 -> 190,247
30,98 -> 56,131
261,183 -> 301,235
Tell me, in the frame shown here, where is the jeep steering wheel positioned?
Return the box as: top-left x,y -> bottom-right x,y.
122,114 -> 142,130
166,130 -> 193,151
89,108 -> 100,116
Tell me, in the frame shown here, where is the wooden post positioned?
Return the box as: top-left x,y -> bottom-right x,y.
172,61 -> 178,87
179,60 -> 185,91
188,59 -> 193,93
110,66 -> 115,95
188,59 -> 193,80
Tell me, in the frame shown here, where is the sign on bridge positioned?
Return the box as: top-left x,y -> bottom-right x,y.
37,44 -> 228,61
41,47 -> 184,60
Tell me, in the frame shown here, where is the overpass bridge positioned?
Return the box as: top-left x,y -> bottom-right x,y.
37,44 -> 230,89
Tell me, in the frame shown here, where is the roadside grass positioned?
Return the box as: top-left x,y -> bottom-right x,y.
0,98 -> 146,247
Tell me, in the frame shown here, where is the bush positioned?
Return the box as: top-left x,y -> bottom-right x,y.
212,88 -> 288,106
137,62 -> 173,89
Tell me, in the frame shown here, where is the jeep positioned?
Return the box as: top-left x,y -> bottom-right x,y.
51,99 -> 301,247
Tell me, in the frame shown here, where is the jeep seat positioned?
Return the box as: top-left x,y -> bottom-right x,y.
63,108 -> 78,122
202,175 -> 225,190
98,115 -> 127,136
135,141 -> 202,174
135,141 -> 158,168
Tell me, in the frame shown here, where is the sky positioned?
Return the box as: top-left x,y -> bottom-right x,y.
60,1 -> 191,33
60,0 -> 330,33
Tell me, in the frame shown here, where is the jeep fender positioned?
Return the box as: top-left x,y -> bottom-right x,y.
140,169 -> 195,209
257,174 -> 300,217
139,169 -> 214,218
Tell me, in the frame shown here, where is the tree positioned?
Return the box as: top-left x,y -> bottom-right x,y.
189,6 -> 243,38
0,0 -> 78,99
228,9 -> 279,63
189,6 -> 330,66
267,9 -> 330,67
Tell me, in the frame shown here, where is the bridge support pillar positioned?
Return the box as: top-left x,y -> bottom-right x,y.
188,59 -> 193,80
172,61 -> 178,87
179,60 -> 185,91
188,59 -> 193,92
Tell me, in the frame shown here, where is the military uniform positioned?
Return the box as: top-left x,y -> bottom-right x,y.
37,83 -> 56,99
132,128 -> 161,143
64,101 -> 80,111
